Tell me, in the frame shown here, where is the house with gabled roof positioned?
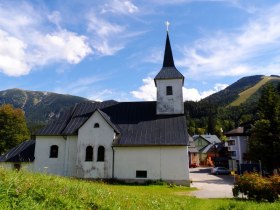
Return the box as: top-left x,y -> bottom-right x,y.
193,135 -> 221,166
32,31 -> 190,185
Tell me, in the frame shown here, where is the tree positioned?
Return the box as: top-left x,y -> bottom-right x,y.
249,84 -> 280,173
0,104 -> 30,155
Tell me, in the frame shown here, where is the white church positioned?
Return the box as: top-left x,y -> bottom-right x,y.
0,31 -> 190,186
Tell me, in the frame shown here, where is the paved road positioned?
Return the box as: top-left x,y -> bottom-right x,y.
189,167 -> 235,198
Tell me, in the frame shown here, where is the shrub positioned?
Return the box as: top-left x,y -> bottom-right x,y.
233,172 -> 280,202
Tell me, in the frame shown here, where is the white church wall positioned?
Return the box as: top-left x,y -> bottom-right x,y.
114,146 -> 190,186
34,136 -> 66,175
63,136 -> 78,176
77,111 -> 115,179
156,79 -> 184,115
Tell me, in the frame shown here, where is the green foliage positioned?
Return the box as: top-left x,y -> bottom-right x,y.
1,168 -> 280,210
0,104 -> 29,155
233,173 -> 280,202
249,84 -> 280,172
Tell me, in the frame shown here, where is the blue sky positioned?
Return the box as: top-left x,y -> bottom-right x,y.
0,0 -> 280,101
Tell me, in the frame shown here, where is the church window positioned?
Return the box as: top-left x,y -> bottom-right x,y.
136,170 -> 147,178
50,145 -> 59,158
94,123 -> 100,128
85,146 -> 93,161
166,86 -> 173,95
97,146 -> 105,162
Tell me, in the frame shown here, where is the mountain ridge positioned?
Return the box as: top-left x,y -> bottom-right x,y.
0,88 -> 89,127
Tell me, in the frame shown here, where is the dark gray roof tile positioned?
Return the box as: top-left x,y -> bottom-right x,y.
154,67 -> 184,81
0,140 -> 35,162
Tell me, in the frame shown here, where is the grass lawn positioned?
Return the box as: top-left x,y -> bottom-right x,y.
0,167 -> 279,209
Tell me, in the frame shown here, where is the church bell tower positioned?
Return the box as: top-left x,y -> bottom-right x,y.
154,28 -> 184,115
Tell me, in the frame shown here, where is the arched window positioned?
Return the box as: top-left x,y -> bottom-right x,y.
85,146 -> 93,161
50,145 -> 58,158
97,146 -> 105,162
166,86 -> 173,95
94,123 -> 100,128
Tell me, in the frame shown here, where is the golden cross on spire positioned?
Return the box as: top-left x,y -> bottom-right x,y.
165,21 -> 170,32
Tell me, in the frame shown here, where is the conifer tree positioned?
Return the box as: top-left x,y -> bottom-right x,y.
249,83 -> 280,173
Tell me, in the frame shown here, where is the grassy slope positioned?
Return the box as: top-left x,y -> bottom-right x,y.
230,76 -> 280,106
1,168 -> 280,210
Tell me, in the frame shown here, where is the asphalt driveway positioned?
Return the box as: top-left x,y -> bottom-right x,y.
189,167 -> 235,198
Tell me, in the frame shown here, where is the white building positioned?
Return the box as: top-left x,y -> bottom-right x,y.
1,32 -> 190,186
225,127 -> 249,171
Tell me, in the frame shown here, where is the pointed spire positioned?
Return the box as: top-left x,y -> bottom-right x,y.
162,32 -> 175,68
154,26 -> 184,85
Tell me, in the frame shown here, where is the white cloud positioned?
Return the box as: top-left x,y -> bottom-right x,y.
32,30 -> 92,65
131,77 -> 156,101
0,30 -> 29,76
87,13 -> 126,56
182,83 -> 228,101
48,11 -> 62,28
0,3 -> 92,77
178,3 -> 280,78
190,83 -> 228,100
131,77 -> 228,101
87,0 -> 145,56
102,0 -> 139,14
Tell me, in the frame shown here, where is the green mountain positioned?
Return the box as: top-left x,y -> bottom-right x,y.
0,89 -> 88,128
230,76 -> 280,106
201,75 -> 280,106
185,75 -> 280,135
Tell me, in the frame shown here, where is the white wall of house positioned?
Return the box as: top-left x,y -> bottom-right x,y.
63,136 -> 78,176
228,136 -> 248,164
114,146 -> 189,185
76,111 -> 115,179
156,79 -> 184,115
34,136 -> 67,175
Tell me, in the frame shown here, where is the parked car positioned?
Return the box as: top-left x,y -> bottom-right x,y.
211,167 -> 230,175
189,163 -> 198,168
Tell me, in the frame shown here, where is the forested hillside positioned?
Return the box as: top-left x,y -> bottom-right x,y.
202,75 -> 264,106
185,75 -> 280,137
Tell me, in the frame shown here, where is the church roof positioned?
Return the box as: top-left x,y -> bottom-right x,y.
154,32 -> 184,84
0,140 -> 35,162
37,101 -> 189,146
